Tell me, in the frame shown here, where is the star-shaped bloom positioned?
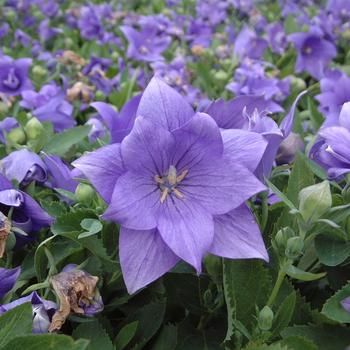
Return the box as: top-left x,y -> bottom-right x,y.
73,77 -> 269,293
0,56 -> 33,96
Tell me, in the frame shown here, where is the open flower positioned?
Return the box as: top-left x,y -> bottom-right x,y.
204,91 -> 306,178
0,174 -> 52,247
310,102 -> 350,179
120,25 -> 171,62
20,84 -> 75,132
0,56 -> 33,96
0,292 -> 56,333
49,264 -> 103,332
1,149 -> 48,186
289,26 -> 337,79
73,77 -> 268,293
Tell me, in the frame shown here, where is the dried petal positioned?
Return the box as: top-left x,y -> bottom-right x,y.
48,267 -> 102,332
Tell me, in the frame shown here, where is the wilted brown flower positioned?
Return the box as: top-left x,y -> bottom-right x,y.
49,265 -> 103,332
0,213 -> 11,258
58,50 -> 86,66
66,82 -> 94,103
191,44 -> 205,56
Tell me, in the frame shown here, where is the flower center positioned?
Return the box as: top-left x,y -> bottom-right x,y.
139,45 -> 149,54
154,165 -> 188,203
3,68 -> 20,89
303,46 -> 312,55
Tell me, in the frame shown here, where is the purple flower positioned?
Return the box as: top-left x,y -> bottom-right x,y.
0,117 -> 18,144
0,266 -> 20,299
316,70 -> 350,125
0,57 -> 33,96
234,26 -> 268,60
73,77 -> 268,293
121,25 -> 171,62
266,22 -> 287,55
86,118 -> 106,142
205,91 -> 307,178
327,0 -> 350,18
38,19 -> 61,42
78,4 -> 111,41
186,19 -> 213,48
0,292 -> 56,333
226,59 -> 289,109
0,23 -> 10,40
20,84 -> 75,132
276,132 -> 304,165
14,29 -> 32,47
310,102 -> 350,179
91,94 -> 142,144
289,26 -> 337,79
0,174 -> 52,244
42,154 -> 78,193
1,149 -> 48,186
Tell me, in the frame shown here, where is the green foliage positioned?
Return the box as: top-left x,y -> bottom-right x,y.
73,320 -> 114,350
322,282 -> 350,323
1,334 -> 89,350
43,125 -> 91,156
0,303 -> 33,349
223,259 -> 272,342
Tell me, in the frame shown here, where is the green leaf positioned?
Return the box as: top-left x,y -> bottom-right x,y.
1,334 -> 89,350
114,321 -> 138,350
279,336 -> 318,350
265,178 -> 297,211
307,96 -> 324,131
78,219 -> 103,239
281,324 -> 350,350
152,324 -> 177,350
40,200 -> 67,217
272,291 -> 296,338
283,264 -> 326,281
287,153 -> 315,206
123,301 -> 166,350
244,342 -> 289,350
322,281 -> 350,323
51,209 -> 97,235
315,234 -> 350,266
73,320 -> 114,350
0,303 -> 33,348
54,188 -> 76,201
43,125 -> 91,156
223,259 -> 272,340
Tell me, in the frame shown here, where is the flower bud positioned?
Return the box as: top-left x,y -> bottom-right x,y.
25,117 -> 44,140
214,70 -> 229,81
7,127 -> 26,145
75,183 -> 95,204
95,90 -> 105,101
298,181 -> 332,223
32,65 -> 48,79
274,227 -> 295,252
290,75 -> 307,92
341,29 -> 350,41
0,102 -> 9,114
276,133 -> 304,165
285,236 -> 304,259
258,306 -> 274,331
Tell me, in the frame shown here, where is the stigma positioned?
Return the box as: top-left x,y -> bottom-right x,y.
155,165 -> 188,203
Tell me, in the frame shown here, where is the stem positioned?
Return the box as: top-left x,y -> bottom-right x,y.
260,192 -> 269,232
267,268 -> 286,307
